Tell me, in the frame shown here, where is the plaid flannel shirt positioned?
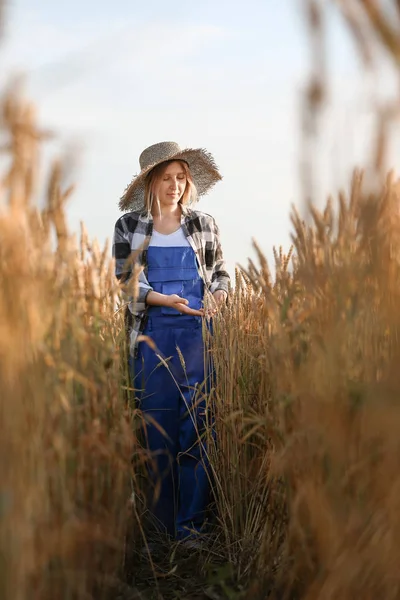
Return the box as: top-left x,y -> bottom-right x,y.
112,206 -> 230,355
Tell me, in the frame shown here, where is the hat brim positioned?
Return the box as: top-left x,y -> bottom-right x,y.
119,147 -> 222,212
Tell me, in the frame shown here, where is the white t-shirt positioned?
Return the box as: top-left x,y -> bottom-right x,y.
149,227 -> 190,247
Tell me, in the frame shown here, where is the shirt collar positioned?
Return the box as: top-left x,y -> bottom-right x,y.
139,203 -> 192,222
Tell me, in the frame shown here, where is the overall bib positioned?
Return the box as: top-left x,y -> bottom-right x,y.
132,244 -> 211,539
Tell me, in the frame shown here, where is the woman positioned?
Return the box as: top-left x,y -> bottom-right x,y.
112,141 -> 229,543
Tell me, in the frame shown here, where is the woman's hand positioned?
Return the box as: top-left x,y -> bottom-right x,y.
166,294 -> 204,316
146,290 -> 202,315
199,290 -> 228,319
146,290 -> 226,317
212,289 -> 227,306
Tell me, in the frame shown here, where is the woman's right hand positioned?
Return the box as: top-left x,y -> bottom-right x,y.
166,294 -> 204,316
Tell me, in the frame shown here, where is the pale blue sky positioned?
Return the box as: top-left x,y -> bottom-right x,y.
0,0 -> 391,277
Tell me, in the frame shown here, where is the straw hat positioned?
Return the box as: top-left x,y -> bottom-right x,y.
119,141 -> 222,212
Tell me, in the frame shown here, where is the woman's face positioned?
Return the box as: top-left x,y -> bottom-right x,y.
155,161 -> 187,208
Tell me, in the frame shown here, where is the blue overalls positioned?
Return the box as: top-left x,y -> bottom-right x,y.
132,244 -> 212,540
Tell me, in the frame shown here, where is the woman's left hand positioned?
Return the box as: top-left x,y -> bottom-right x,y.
201,290 -> 227,319
212,290 -> 227,307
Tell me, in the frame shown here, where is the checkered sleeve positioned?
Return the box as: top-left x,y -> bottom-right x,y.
136,269 -> 153,310
112,218 -> 132,282
209,218 -> 230,294
112,216 -> 153,311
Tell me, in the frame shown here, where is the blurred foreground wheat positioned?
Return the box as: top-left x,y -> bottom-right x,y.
210,170 -> 400,599
0,86 -> 137,600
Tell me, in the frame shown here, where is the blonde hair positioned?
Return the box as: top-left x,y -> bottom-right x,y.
144,160 -> 198,215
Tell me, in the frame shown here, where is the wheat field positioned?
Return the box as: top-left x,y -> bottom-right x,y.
3,83 -> 400,599
3,2 -> 400,598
